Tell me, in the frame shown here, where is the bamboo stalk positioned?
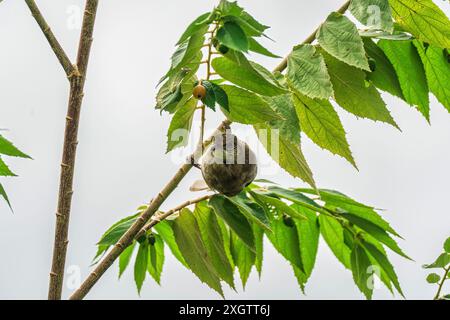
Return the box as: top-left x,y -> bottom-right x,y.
48,0 -> 99,300
24,0 -> 76,78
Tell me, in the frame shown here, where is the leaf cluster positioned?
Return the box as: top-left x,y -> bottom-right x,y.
96,182 -> 409,299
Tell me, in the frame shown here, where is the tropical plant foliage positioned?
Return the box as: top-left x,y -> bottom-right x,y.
0,133 -> 31,209
95,0 -> 450,299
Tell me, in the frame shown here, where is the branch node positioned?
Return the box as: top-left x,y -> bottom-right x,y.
60,162 -> 70,168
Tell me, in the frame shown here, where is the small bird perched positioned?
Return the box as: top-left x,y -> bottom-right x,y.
200,132 -> 257,197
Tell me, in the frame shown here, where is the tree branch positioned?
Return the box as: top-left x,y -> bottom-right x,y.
135,194 -> 214,240
24,0 -> 76,78
69,120 -> 230,300
272,0 -> 351,73
70,0 -> 351,300
48,0 -> 99,300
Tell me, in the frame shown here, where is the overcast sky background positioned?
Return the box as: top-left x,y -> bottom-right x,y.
0,0 -> 449,300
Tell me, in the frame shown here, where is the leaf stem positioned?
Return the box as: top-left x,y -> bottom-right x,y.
434,265 -> 450,300
24,0 -> 76,78
47,0 -> 99,300
199,23 -> 219,146
135,194 -> 213,240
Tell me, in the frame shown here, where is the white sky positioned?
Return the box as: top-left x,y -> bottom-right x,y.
0,0 -> 449,299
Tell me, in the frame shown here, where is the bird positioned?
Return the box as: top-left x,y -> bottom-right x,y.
200,132 -> 257,197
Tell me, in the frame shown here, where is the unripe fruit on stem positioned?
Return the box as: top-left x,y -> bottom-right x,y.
218,44 -> 229,54
193,84 -> 207,100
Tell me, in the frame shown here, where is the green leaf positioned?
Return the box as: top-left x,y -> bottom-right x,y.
216,21 -> 249,52
0,135 -> 31,159
219,1 -> 269,37
227,194 -> 271,231
266,215 -> 304,271
263,94 -> 301,145
250,191 -> 307,221
166,98 -> 197,152
209,195 -> 255,251
423,253 -> 450,269
119,241 -> 136,278
378,40 -> 430,120
292,92 -> 356,167
350,0 -> 394,32
253,224 -> 264,276
165,26 -> 207,81
342,213 -> 410,259
230,231 -> 255,288
193,202 -> 235,289
444,237 -> 450,253
266,186 -> 320,210
0,157 -> 16,177
177,12 -> 212,45
287,44 -> 334,99
319,214 -> 351,268
172,208 -> 223,296
426,273 -> 441,284
248,37 -> 280,58
321,50 -> 399,128
210,82 -> 229,111
97,216 -> 137,246
156,70 -> 197,113
363,38 -> 404,99
255,124 -> 315,188
221,85 -> 282,124
211,55 -> 287,96
147,234 -> 165,285
351,242 -> 374,299
134,241 -> 148,294
216,217 -> 235,269
362,239 -> 404,296
359,29 -> 412,41
0,183 -> 12,210
153,221 -> 188,268
201,80 -> 216,111
414,41 -> 450,113
299,188 -> 401,237
294,205 -> 320,278
317,12 -> 370,70
388,0 -> 450,49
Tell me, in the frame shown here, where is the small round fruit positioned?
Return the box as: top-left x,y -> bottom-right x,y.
218,44 -> 229,54
282,215 -> 295,228
212,37 -> 219,48
193,84 -> 207,100
148,234 -> 156,246
368,58 -> 376,72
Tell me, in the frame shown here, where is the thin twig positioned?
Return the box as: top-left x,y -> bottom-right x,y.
69,120 -> 230,300
272,0 -> 351,73
135,194 -> 214,240
48,0 -> 99,300
434,265 -> 450,300
70,0 -> 351,300
24,0 -> 76,77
